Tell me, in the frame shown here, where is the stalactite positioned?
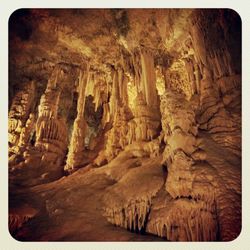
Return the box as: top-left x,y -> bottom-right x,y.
140,48 -> 158,107
109,70 -> 120,120
93,73 -> 103,111
190,21 -> 208,67
101,103 -> 110,127
117,67 -> 129,107
131,49 -> 142,93
47,65 -> 64,89
85,72 -> 95,97
104,197 -> 151,232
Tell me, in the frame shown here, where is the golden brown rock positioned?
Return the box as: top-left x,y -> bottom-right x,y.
8,9 -> 241,242
8,81 -> 35,147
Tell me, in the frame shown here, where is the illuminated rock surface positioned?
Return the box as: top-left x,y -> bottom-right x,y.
9,9 -> 241,241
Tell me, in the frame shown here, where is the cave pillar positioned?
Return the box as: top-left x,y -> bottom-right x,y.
129,48 -> 161,142
34,65 -> 68,166
8,81 -> 36,149
64,66 -> 90,172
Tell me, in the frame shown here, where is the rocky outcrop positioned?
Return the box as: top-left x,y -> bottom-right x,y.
161,90 -> 199,198
103,155 -> 164,232
147,191 -> 218,241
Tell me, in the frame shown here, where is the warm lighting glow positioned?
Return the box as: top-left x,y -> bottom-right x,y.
8,8 -> 241,242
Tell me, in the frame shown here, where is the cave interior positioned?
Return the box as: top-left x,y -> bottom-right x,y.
8,8 -> 241,241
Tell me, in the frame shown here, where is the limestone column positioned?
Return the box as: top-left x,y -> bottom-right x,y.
35,66 -> 68,162
65,66 -> 90,172
8,81 -> 35,148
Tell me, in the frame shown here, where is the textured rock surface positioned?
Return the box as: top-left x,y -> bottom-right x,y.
9,9 -> 241,241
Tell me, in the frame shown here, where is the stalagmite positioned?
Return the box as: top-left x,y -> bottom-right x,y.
8,81 -> 35,148
25,65 -> 69,168
18,113 -> 36,148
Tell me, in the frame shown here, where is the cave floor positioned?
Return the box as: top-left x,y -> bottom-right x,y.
9,157 -> 164,241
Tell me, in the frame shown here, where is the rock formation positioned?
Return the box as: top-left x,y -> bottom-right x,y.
8,9 -> 241,242
65,66 -> 90,172
8,81 -> 35,150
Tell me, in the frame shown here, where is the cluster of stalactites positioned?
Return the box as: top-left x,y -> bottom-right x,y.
101,47 -> 162,161
85,71 -> 109,112
83,69 -> 113,129
109,67 -> 129,121
104,197 -> 151,232
166,10 -> 239,101
147,198 -> 218,241
123,47 -> 161,143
